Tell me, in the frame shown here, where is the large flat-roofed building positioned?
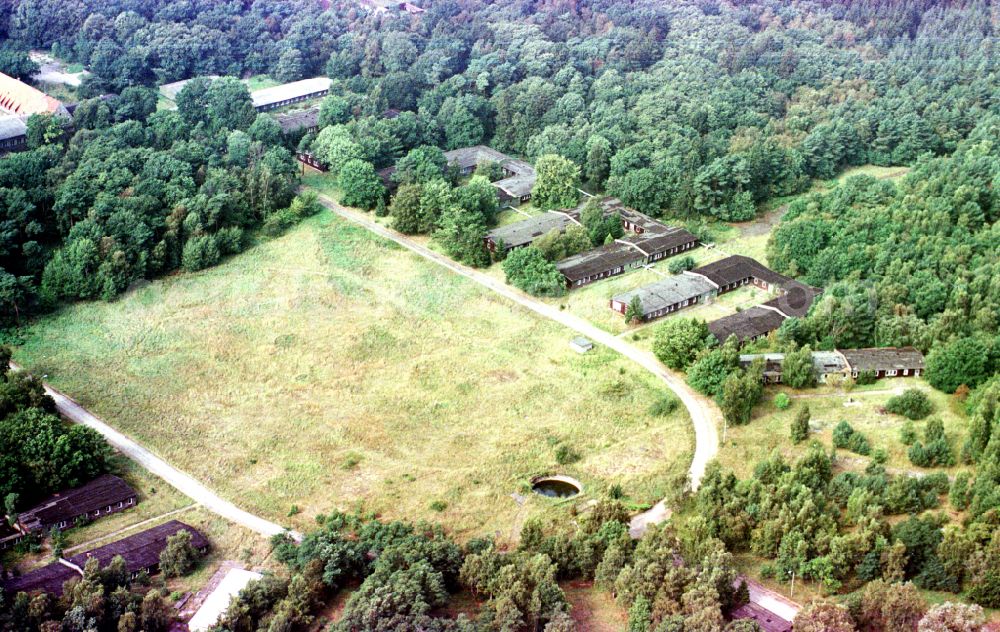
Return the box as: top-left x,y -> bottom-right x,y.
252,77 -> 332,112
610,272 -> 717,321
16,474 -> 137,534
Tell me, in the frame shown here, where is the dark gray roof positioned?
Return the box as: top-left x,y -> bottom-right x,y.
274,107 -> 320,133
18,474 -> 136,533
556,242 -> 643,282
1,561 -> 78,596
68,520 -> 208,577
613,273 -> 716,316
443,146 -> 536,178
738,351 -> 848,375
443,146 -> 512,171
494,174 -> 535,198
620,228 -> 699,256
690,255 -> 789,288
838,347 -> 925,373
486,212 -> 576,249
707,307 -> 787,344
0,115 -> 27,141
729,602 -> 792,632
761,282 -> 821,318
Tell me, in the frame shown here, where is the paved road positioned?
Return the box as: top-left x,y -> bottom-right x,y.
311,193 -> 722,529
9,363 -> 301,542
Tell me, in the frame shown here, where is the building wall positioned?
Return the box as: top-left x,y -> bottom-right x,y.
568,258 -> 644,288
647,240 -> 696,263
610,289 -> 712,321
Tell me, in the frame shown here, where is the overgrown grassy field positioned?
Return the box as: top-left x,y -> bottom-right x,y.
15,212 -> 692,541
718,380 -> 969,480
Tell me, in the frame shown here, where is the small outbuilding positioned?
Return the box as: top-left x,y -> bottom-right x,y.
569,337 -> 594,354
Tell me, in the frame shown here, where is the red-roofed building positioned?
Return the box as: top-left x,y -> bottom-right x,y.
0,72 -> 67,117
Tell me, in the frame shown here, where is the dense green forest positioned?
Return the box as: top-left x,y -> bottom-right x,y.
768,120 -> 1000,387
1,0 -> 999,628
2,0 -> 999,326
0,347 -> 111,511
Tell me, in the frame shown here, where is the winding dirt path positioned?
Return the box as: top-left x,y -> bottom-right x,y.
309,192 -> 722,535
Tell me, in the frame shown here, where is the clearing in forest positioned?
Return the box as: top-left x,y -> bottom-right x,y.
14,212 -> 692,540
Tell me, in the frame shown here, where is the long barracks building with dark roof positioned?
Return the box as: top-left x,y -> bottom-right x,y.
555,198 -> 699,288
1,521 -> 208,597
609,254 -> 820,333
15,474 -> 138,535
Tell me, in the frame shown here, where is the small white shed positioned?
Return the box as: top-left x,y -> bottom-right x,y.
570,337 -> 594,354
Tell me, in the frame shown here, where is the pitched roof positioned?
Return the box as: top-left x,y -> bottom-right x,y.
739,351 -> 849,375
556,242 -> 644,282
68,520 -> 208,576
274,107 -> 320,133
838,347 -> 925,373
707,306 -> 787,344
158,76 -> 221,101
729,602 -> 793,632
1,561 -> 78,596
613,273 -> 716,316
486,211 -> 576,249
0,115 -> 27,141
18,474 -> 137,533
442,146 -> 536,177
494,174 -> 535,198
690,255 -> 788,288
0,72 -> 64,116
252,78 -> 332,109
620,228 -> 699,256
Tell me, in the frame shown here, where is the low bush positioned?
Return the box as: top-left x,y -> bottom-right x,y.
886,389 -> 933,420
555,444 -> 581,465
833,420 -> 871,455
648,395 -> 679,417
774,392 -> 791,410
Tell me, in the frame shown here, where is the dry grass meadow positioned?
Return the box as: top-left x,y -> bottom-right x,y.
718,380 -> 970,479
15,211 -> 693,541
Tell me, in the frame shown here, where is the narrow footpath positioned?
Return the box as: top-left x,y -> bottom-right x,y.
309,191 -> 723,536
9,362 -> 301,542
